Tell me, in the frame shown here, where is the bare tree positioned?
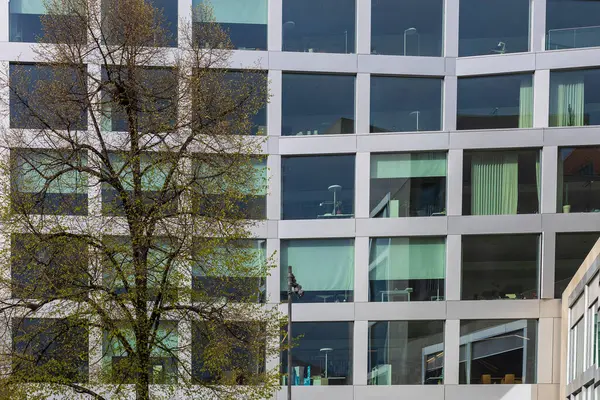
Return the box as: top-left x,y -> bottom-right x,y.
0,0 -> 282,399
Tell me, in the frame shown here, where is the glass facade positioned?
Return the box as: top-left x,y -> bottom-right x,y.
282,73 -> 355,136
457,74 -> 534,130
558,147 -> 600,213
281,322 -> 353,385
370,76 -> 443,133
370,152 -> 446,218
555,232 -> 600,298
282,155 -> 355,220
546,0 -> 600,50
368,320 -> 444,385
459,0 -> 530,57
280,239 -> 354,303
370,0 -> 443,57
369,237 -> 445,302
282,0 -> 356,54
463,149 -> 540,215
550,69 -> 600,127
462,234 -> 539,300
459,319 -> 537,384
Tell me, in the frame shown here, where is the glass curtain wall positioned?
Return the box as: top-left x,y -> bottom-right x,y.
555,232 -> 600,298
557,147 -> 600,213
369,237 -> 445,302
547,0 -> 600,50
550,69 -> 600,127
368,320 -> 444,385
370,152 -> 446,218
463,149 -> 540,215
459,319 -> 537,384
370,0 -> 443,57
193,0 -> 267,50
280,239 -> 354,303
457,74 -> 534,130
9,0 -> 84,42
370,77 -> 443,133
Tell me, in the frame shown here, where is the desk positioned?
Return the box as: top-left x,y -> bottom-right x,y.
316,295 -> 334,303
317,213 -> 354,219
381,288 -> 413,302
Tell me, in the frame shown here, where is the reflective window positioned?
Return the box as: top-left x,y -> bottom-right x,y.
459,0 -> 530,57
457,74 -> 534,130
193,0 -> 267,50
463,149 -> 540,215
282,0 -> 355,54
281,322 -> 353,385
547,0 -> 600,50
555,232 -> 600,298
558,147 -> 600,213
193,239 -> 267,302
103,322 -> 178,383
370,77 -> 443,133
10,63 -> 88,130
462,234 -> 539,300
13,318 -> 89,383
370,152 -> 446,218
282,155 -> 355,220
369,237 -> 445,302
369,320 -> 444,385
11,149 -> 88,215
550,69 -> 600,127
282,74 -> 355,136
9,0 -> 83,43
280,239 -> 354,303
459,319 -> 537,384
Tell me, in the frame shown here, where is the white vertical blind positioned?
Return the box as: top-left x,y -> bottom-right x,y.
369,237 -> 446,280
195,0 -> 268,24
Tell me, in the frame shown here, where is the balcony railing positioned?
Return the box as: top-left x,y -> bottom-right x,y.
547,25 -> 600,50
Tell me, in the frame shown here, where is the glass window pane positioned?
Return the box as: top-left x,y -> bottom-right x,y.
281,322 -> 353,385
370,152 -> 446,218
459,0 -> 530,56
370,77 -> 443,133
193,0 -> 267,50
457,74 -> 534,130
463,149 -> 540,216
459,319 -> 537,384
462,234 -> 539,300
9,0 -> 84,43
369,237 -> 445,302
282,155 -> 355,220
368,320 -> 444,385
550,69 -> 600,127
280,239 -> 354,303
558,147 -> 600,213
282,74 -> 355,136
282,0 -> 356,54
546,0 -> 600,50
555,232 -> 600,298
370,0 -> 443,56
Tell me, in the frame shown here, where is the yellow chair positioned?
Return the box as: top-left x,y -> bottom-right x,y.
481,374 -> 492,384
502,374 -> 515,384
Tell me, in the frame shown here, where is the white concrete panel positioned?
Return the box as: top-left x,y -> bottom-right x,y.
267,0 -> 282,51
278,219 -> 356,239
357,54 -> 446,76
542,213 -> 600,233
356,217 -> 448,238
443,0 -> 459,57
530,0 -> 548,53
357,132 -> 449,153
537,318 -> 554,384
449,129 -> 544,149
354,301 -> 447,321
446,300 -> 541,319
354,237 -> 369,302
0,42 -> 38,62
540,231 -> 557,299
537,384 -> 560,400
267,220 -> 279,239
446,149 -> 462,216
445,384 -> 538,400
276,386 -> 355,400
355,0 -> 371,55
355,152 -> 370,219
536,47 -> 600,70
552,318 -> 561,384
249,221 -> 269,238
270,51 -> 358,73
353,385 -> 444,400
445,235 -> 462,301
455,53 -> 536,76
448,215 -> 542,235
266,238 -> 280,304
444,76 -> 458,131
0,0 -> 8,43
543,126 -> 600,146
533,70 -> 550,128
267,69 -> 282,136
355,74 -> 370,134
177,0 -> 192,48
286,303 -> 356,321
278,135 -> 357,155
446,57 -> 457,77
353,320 -> 368,386
541,146 -> 558,215
444,320 -> 460,385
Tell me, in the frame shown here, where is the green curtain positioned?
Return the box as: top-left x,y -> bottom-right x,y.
280,239 -> 354,291
106,153 -> 168,191
369,237 -> 445,280
371,152 -> 447,179
471,152 -> 518,215
197,239 -> 266,278
197,158 -> 266,195
519,78 -> 533,128
106,323 -> 178,358
554,74 -> 585,127
10,0 -> 46,14
15,150 -> 88,194
195,0 -> 268,24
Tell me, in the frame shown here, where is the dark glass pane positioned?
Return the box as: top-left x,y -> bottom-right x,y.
457,74 -> 533,130
282,0 -> 355,54
282,155 -> 355,220
463,149 -> 540,215
371,0 -> 443,56
368,320 -> 444,385
558,147 -> 600,213
555,232 -> 600,298
281,322 -> 353,385
459,320 -> 537,384
459,0 -> 530,56
546,0 -> 600,50
550,69 -> 600,127
462,234 -> 539,300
